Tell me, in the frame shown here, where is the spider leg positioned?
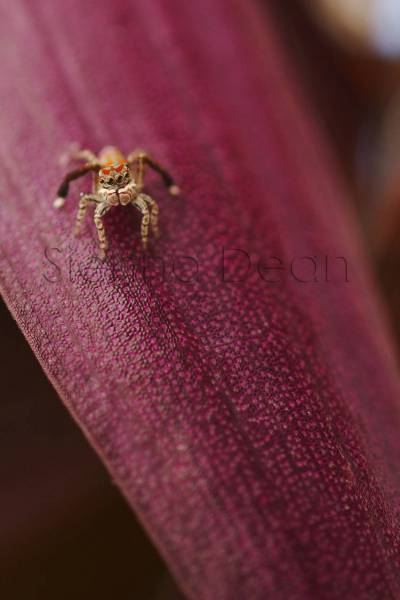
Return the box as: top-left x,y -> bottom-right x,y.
54,162 -> 99,208
127,150 -> 180,196
133,194 -> 151,250
60,143 -> 98,167
127,149 -> 146,190
74,193 -> 99,236
94,203 -> 111,260
141,193 -> 159,239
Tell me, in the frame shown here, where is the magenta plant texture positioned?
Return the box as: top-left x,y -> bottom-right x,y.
1,1 -> 400,598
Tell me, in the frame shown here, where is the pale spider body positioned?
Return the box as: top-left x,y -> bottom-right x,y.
54,145 -> 180,258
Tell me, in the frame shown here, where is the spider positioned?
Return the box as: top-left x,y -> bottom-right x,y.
54,145 -> 180,258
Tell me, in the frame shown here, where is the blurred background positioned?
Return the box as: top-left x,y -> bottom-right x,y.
3,0 -> 400,598
271,0 -> 400,343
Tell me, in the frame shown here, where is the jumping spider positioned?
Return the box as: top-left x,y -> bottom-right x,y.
54,145 -> 180,258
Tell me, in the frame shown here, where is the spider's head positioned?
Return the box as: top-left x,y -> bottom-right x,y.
98,161 -> 132,189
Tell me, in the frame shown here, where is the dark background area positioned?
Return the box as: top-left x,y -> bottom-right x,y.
0,299 -> 183,599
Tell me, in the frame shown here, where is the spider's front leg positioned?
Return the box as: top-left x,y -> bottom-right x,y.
53,162 -> 99,208
132,195 -> 151,250
94,203 -> 112,260
74,193 -> 99,236
127,150 -> 180,196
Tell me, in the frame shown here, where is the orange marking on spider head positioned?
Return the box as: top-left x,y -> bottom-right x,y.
100,160 -> 127,175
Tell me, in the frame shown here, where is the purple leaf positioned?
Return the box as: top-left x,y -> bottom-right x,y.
1,1 -> 400,598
